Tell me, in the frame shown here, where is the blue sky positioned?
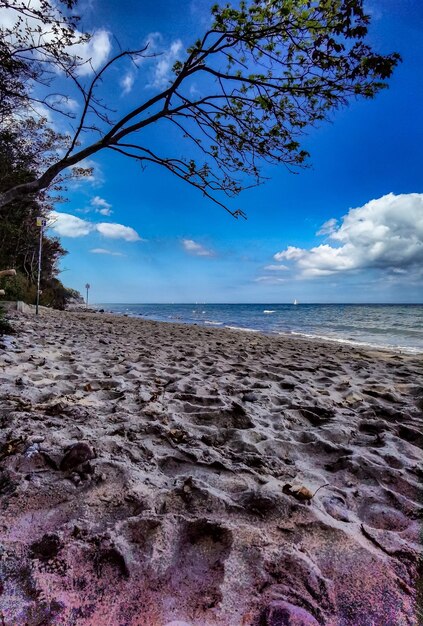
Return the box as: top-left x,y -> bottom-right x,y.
44,0 -> 423,303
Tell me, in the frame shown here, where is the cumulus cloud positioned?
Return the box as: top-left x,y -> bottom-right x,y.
96,222 -> 141,242
273,193 -> 423,278
49,212 -> 142,242
69,29 -> 112,76
182,239 -> 214,257
90,196 -> 112,216
90,248 -> 124,256
316,218 -> 338,236
120,71 -> 135,95
274,246 -> 304,262
49,212 -> 92,238
150,38 -> 183,89
0,2 -> 111,76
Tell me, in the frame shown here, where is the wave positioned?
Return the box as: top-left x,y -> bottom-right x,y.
283,331 -> 423,355
204,320 -> 223,326
263,310 -> 275,314
225,325 -> 258,333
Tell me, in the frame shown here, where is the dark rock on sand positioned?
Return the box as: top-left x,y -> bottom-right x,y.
60,442 -> 95,471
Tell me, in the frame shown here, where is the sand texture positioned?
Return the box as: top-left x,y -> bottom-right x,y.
0,309 -> 422,625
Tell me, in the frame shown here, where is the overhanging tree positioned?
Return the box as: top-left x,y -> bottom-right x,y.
0,0 -> 88,123
0,0 -> 400,215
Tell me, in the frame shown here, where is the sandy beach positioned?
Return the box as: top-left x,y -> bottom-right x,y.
0,308 -> 422,625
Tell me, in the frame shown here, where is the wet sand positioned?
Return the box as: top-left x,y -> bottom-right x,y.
0,309 -> 422,625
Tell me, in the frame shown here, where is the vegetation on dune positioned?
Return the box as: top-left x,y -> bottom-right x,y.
0,305 -> 14,335
0,126 -> 83,308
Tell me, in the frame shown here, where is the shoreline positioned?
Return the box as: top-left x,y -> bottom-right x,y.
89,303 -> 423,356
0,308 -> 422,625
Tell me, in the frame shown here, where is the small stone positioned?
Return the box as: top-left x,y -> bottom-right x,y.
31,436 -> 45,444
60,442 -> 95,472
242,392 -> 258,402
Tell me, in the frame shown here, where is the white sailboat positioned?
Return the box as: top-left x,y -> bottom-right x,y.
293,299 -> 298,305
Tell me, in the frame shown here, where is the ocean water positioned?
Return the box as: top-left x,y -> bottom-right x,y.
99,303 -> 423,354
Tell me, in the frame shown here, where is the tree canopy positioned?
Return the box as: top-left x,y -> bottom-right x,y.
0,0 -> 400,215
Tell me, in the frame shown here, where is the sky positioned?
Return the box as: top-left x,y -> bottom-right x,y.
21,0 -> 423,302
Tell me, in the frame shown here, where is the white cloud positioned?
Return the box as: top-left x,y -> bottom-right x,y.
49,212 -> 92,237
274,246 -> 304,262
273,193 -> 423,278
150,38 -> 183,89
96,222 -> 141,242
182,239 -> 214,257
0,3 -> 111,77
49,212 -> 142,242
316,218 -> 338,236
90,248 -> 124,256
90,195 -> 112,216
264,264 -> 288,271
72,29 -> 112,76
254,276 -> 287,284
120,71 -> 135,95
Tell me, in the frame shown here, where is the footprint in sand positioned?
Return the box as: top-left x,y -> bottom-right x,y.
166,519 -> 233,612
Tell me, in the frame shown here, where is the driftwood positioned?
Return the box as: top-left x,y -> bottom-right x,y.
0,269 -> 16,278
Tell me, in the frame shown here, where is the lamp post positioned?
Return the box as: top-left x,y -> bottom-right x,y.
36,217 -> 46,315
85,283 -> 90,307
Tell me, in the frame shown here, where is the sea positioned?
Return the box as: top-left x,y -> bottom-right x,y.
98,303 -> 423,354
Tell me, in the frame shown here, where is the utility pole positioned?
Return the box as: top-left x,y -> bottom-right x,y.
36,217 -> 46,315
85,283 -> 90,307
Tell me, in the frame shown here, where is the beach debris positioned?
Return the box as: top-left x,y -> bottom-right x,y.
168,427 -> 191,444
24,443 -> 40,458
298,406 -> 334,426
0,436 -> 26,462
283,483 -> 329,503
60,442 -> 95,472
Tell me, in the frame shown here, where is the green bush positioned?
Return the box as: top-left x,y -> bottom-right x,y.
0,306 -> 14,335
0,271 -> 36,303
